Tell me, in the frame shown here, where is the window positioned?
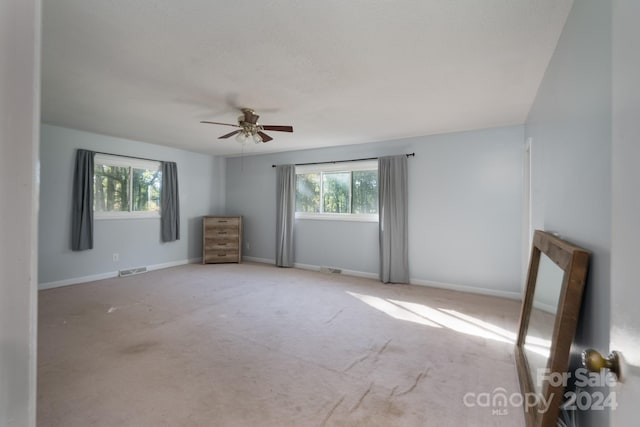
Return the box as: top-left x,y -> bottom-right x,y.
295,160 -> 378,221
94,154 -> 162,219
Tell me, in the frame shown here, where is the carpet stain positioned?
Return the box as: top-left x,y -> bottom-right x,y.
376,339 -> 392,356
120,341 -> 160,355
392,367 -> 431,397
319,395 -> 345,427
343,352 -> 371,372
350,382 -> 373,412
385,400 -> 405,417
324,308 -> 344,324
344,339 -> 392,372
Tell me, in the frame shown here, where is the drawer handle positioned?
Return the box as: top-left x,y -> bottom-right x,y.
218,231 -> 227,235
219,243 -> 227,246
218,253 -> 227,257
218,220 -> 228,223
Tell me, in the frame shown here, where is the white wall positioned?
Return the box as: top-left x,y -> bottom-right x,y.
611,0 -> 640,424
0,0 -> 40,425
526,0 -> 611,426
38,125 -> 226,286
226,125 -> 524,297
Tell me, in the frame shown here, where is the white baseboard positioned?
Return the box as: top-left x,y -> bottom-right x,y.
334,268 -> 378,280
38,258 -> 201,290
243,258 -> 519,300
243,257 -> 378,280
243,256 -> 275,265
410,277 -> 522,301
39,271 -> 119,290
292,262 -> 318,271
147,258 -> 201,271
293,262 -> 379,280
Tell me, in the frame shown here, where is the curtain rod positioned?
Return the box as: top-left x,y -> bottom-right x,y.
271,152 -> 415,168
93,151 -> 164,163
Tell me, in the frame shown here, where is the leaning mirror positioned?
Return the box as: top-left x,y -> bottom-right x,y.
515,230 -> 590,427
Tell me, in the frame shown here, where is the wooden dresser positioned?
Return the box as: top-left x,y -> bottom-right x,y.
202,216 -> 242,264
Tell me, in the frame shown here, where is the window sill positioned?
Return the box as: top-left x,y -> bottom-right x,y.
95,211 -> 160,220
295,212 -> 378,223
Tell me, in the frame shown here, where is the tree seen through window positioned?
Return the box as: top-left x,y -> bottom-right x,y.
93,156 -> 161,215
295,164 -> 378,216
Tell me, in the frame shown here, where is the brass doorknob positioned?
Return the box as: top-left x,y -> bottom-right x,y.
582,348 -> 622,380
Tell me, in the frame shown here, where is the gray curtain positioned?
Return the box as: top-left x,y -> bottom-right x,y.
71,149 -> 95,251
378,155 -> 409,283
161,161 -> 180,242
276,164 -> 295,267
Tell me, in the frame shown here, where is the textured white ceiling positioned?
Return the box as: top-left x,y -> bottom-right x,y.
41,0 -> 573,156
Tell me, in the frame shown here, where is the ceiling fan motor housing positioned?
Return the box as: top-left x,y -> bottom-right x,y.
240,108 -> 260,125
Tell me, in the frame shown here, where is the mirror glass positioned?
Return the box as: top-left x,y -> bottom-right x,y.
524,253 -> 564,396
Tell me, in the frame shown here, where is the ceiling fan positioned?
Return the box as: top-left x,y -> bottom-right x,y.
200,108 -> 293,143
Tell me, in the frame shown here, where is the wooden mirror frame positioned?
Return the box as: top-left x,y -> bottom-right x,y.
515,230 -> 590,427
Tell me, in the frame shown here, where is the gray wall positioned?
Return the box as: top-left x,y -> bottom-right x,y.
39,124 -> 226,285
526,0 -> 611,426
0,0 -> 40,424
226,125 -> 524,296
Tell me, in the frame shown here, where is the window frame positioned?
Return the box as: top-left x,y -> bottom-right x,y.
93,154 -> 162,220
295,160 -> 379,222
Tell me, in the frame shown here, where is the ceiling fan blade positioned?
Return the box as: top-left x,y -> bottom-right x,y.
200,121 -> 240,128
257,131 -> 273,143
261,125 -> 293,132
219,130 -> 242,139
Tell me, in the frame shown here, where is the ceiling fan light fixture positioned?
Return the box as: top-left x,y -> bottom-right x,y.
235,131 -> 248,144
252,133 -> 263,144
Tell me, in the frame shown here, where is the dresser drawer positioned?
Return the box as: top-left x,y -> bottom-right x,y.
204,251 -> 240,263
204,240 -> 239,251
203,217 -> 240,227
204,227 -> 239,239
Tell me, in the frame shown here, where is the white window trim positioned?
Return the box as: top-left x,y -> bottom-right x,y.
95,210 -> 160,220
295,160 -> 379,222
94,154 -> 162,220
94,154 -> 160,171
295,160 -> 378,174
295,212 -> 378,222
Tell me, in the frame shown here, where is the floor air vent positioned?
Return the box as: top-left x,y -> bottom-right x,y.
320,266 -> 342,274
119,266 -> 148,277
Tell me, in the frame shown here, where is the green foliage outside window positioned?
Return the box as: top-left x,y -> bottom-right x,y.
295,173 -> 320,212
132,169 -> 161,211
352,170 -> 378,214
94,165 -> 130,212
323,172 -> 350,213
295,167 -> 378,215
94,162 -> 161,214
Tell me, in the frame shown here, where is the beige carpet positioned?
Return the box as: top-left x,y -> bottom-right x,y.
38,262 -> 525,427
